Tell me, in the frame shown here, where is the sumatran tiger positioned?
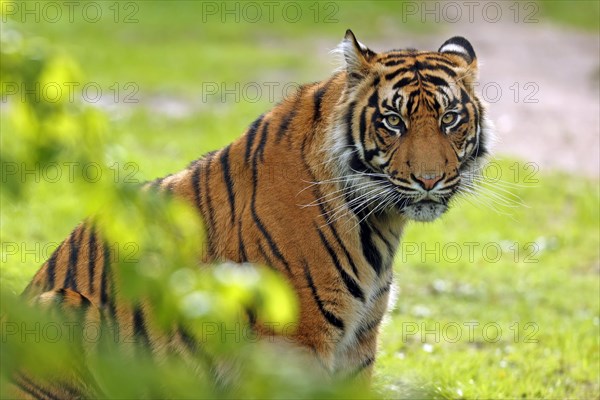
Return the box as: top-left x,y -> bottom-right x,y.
10,30 -> 491,398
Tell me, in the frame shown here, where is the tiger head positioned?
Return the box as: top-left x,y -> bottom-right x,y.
330,30 -> 492,222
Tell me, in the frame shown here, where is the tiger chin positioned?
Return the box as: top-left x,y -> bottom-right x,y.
12,30 -> 491,397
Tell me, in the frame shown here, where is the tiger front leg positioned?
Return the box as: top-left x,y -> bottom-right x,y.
336,324 -> 379,384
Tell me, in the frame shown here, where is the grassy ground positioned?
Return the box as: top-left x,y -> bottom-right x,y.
2,1 -> 599,398
379,171 -> 599,398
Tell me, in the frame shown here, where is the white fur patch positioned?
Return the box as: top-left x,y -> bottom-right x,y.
439,43 -> 468,56
330,37 -> 367,74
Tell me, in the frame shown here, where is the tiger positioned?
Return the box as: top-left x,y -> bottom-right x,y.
8,30 -> 491,398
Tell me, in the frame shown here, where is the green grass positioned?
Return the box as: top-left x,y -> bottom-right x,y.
540,0 -> 600,31
2,1 -> 599,398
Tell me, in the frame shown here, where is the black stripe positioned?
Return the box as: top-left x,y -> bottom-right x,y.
431,95 -> 442,113
250,192 -> 291,274
55,287 -> 68,299
191,163 -> 202,212
87,227 -> 97,293
421,74 -> 451,88
256,120 -> 270,163
406,91 -> 419,114
373,128 -> 388,149
256,241 -> 275,269
360,222 -> 383,275
460,88 -> 472,105
315,226 -> 364,301
432,63 -> 458,78
45,245 -> 59,290
318,188 -> 361,277
15,374 -> 58,400
349,72 -> 362,82
64,228 -> 82,291
275,102 -> 298,143
220,145 -> 236,225
99,243 -> 111,307
21,374 -> 62,400
348,152 -> 380,177
302,260 -> 344,330
133,304 -> 151,347
372,281 -> 391,301
54,382 -> 85,399
364,150 -> 382,163
383,58 -> 408,66
355,316 -> 383,342
423,55 -> 458,66
417,60 -> 458,77
12,377 -> 43,400
371,223 -> 395,260
473,98 -> 487,158
246,307 -> 257,326
176,325 -> 216,374
379,155 -> 390,170
329,227 -> 359,278
244,115 -> 264,164
382,52 -> 409,60
391,76 -> 415,89
191,161 -> 214,257
384,67 -> 411,82
367,77 -> 380,108
12,377 -> 49,399
249,120 -> 291,274
203,152 -> 217,256
299,134 -> 360,279
313,84 -> 327,124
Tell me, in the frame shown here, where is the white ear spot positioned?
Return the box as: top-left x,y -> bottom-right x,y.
439,43 -> 468,57
438,36 -> 476,64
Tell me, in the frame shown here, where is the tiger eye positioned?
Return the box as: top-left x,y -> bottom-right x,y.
441,112 -> 457,125
386,115 -> 401,127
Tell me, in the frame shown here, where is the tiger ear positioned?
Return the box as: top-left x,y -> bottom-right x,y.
438,36 -> 477,66
439,36 -> 478,87
339,29 -> 376,86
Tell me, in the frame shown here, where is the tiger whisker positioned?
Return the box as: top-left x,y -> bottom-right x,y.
460,181 -> 526,208
322,184 -> 393,228
300,180 -> 383,208
323,184 -> 390,225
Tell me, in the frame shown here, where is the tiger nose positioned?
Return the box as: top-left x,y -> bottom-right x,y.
413,173 -> 444,190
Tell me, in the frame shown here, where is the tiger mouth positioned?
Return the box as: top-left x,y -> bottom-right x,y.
397,199 -> 449,222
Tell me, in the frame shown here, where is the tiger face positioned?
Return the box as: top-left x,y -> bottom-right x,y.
333,31 -> 490,222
